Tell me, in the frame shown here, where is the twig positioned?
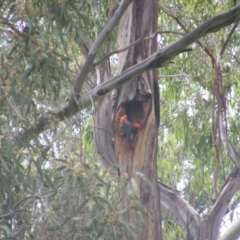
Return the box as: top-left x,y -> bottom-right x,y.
220,18 -> 240,57
0,27 -> 13,35
6,97 -> 23,121
158,3 -> 215,67
92,30 -> 185,68
0,209 -> 28,220
0,14 -> 25,38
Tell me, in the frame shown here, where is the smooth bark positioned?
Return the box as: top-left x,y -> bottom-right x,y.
159,168 -> 240,240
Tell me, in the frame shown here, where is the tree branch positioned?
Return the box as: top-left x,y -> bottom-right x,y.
158,3 -> 219,68
220,18 -> 240,57
158,181 -> 201,240
14,4 -> 240,149
219,218 -> 240,240
71,0 -> 132,100
208,168 -> 240,240
159,168 -> 240,240
92,30 -> 185,68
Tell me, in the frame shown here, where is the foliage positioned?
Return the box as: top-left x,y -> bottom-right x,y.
0,0 -> 146,238
0,114 -> 147,239
0,0 -> 240,239
162,218 -> 186,240
158,0 -> 240,237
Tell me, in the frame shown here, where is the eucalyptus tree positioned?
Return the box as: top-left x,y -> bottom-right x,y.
1,0 -> 240,239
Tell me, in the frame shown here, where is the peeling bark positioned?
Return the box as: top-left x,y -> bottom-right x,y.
111,0 -> 162,239
93,93 -> 117,168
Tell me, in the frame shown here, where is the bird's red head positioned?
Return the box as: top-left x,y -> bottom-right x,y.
132,123 -> 140,129
120,114 -> 128,123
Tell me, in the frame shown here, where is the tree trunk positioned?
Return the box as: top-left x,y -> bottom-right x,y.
93,0 -> 161,239
111,0 -> 162,239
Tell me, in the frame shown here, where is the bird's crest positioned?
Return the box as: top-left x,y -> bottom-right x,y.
120,114 -> 128,123
132,123 -> 140,129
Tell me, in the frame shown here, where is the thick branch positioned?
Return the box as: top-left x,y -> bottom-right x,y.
158,181 -> 201,240
219,219 -> 240,240
207,168 -> 240,240
159,169 -> 240,240
71,0 -> 132,99
152,5 -> 240,68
